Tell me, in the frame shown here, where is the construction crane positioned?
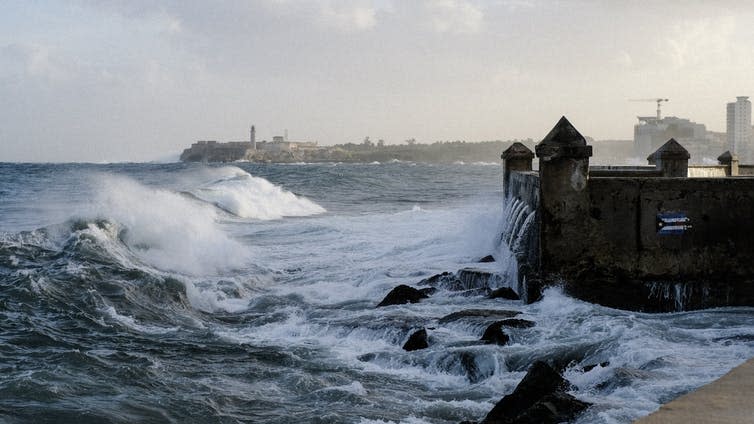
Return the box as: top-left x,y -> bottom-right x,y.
629,98 -> 669,120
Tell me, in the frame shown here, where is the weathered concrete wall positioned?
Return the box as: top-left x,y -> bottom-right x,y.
502,118 -> 754,311
739,165 -> 754,176
688,166 -> 727,178
558,177 -> 754,311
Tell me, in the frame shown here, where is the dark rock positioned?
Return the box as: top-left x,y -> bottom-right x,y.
497,319 -> 535,329
377,285 -> 429,307
452,288 -> 492,297
481,361 -> 573,423
403,328 -> 429,351
459,352 -> 481,383
488,287 -> 520,300
417,272 -> 455,286
581,361 -> 610,373
456,268 -> 504,291
596,367 -> 655,391
481,322 -> 510,345
512,391 -> 590,424
419,287 -> 437,296
479,255 -> 496,263
439,309 -> 520,324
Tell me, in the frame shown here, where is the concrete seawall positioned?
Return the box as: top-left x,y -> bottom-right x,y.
501,117 -> 754,311
634,357 -> 754,424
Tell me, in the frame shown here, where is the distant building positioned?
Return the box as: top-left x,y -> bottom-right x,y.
727,96 -> 752,161
634,116 -> 709,161
250,125 -> 256,149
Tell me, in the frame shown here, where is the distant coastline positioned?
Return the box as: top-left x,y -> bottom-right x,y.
180,137 -> 635,164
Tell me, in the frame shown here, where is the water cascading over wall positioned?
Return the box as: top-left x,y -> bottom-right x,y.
497,171 -> 540,300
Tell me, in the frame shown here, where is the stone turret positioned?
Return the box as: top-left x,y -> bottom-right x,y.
535,116 -> 592,282
647,138 -> 689,177
501,142 -> 534,195
717,150 -> 739,176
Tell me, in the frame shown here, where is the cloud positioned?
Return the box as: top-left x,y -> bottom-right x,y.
0,43 -> 68,81
665,15 -> 737,69
318,3 -> 377,31
425,0 -> 484,34
614,51 -> 633,68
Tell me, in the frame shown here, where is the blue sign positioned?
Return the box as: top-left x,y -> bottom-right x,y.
657,212 -> 692,235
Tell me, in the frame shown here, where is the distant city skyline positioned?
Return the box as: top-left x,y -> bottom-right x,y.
2,1 -> 754,162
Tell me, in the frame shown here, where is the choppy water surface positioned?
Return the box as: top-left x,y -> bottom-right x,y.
0,162 -> 752,423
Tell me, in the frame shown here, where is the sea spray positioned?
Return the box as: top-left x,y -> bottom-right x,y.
189,166 -> 326,220
87,174 -> 252,276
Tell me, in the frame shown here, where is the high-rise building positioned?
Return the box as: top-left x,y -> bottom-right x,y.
633,116 -> 708,160
727,96 -> 752,160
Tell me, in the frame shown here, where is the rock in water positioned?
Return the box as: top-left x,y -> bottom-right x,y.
403,328 -> 429,351
481,322 -> 510,345
478,255 -> 496,263
377,285 -> 429,307
496,318 -> 536,329
514,392 -> 591,424
481,361 -> 590,424
417,272 -> 455,286
438,309 -> 520,324
488,287 -> 520,300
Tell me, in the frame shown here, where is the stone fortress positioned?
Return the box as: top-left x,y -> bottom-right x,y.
180,125 -> 320,163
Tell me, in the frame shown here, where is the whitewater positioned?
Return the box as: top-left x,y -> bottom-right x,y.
0,161 -> 753,423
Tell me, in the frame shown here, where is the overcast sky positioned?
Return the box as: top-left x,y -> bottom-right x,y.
2,1 -> 753,162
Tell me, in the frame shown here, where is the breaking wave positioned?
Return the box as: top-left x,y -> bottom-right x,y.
188,167 -> 326,220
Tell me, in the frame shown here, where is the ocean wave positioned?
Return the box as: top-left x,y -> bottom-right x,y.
189,167 -> 326,220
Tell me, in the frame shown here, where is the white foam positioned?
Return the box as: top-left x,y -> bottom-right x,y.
103,305 -> 178,334
84,174 -> 252,276
190,167 -> 325,220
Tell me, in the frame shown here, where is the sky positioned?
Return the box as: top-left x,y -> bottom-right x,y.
1,0 -> 754,162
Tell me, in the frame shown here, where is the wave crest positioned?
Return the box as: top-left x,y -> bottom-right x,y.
190,167 -> 325,220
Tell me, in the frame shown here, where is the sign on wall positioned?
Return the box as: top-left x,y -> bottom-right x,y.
656,212 -> 692,235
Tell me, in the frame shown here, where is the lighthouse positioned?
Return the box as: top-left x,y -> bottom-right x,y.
250,125 -> 256,150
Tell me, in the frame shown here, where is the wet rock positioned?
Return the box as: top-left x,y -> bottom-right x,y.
488,287 -> 520,300
419,287 -> 437,296
513,392 -> 591,424
497,319 -> 536,329
581,361 -> 610,373
479,255 -> 496,263
481,322 -> 510,345
456,268 -> 505,291
451,288 -> 491,298
377,285 -> 429,307
481,361 -> 589,424
417,272 -> 455,286
403,328 -> 429,351
459,352 -> 481,383
596,367 -> 656,391
439,309 -> 520,324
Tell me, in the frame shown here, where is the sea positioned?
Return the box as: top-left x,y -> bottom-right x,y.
0,161 -> 753,424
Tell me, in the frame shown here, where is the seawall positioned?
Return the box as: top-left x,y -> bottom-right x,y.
500,117 -> 754,312
633,357 -> 754,424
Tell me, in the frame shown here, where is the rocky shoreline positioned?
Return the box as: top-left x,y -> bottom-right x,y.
373,260 -> 594,424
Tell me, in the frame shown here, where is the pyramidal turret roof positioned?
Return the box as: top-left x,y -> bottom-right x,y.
717,150 -> 738,163
540,116 -> 586,147
502,142 -> 534,159
648,138 -> 690,161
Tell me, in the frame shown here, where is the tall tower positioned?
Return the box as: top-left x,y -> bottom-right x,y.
727,96 -> 752,160
250,125 -> 256,150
